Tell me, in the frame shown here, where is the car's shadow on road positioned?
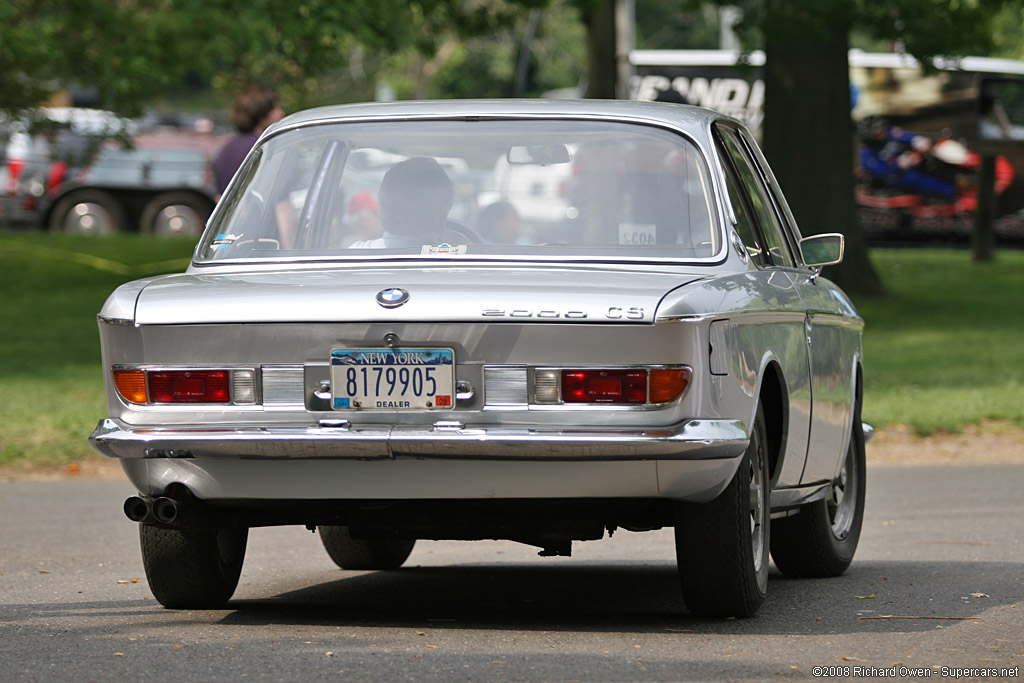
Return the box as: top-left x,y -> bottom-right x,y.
220,559 -> 1021,634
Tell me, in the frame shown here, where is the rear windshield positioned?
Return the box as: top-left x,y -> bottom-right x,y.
198,119 -> 720,263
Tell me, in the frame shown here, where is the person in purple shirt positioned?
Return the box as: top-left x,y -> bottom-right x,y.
214,85 -> 284,197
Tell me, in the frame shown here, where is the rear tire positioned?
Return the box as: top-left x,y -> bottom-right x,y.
48,190 -> 123,235
771,404 -> 866,578
140,191 -> 212,237
140,525 -> 247,609
674,404 -> 770,617
318,525 -> 415,570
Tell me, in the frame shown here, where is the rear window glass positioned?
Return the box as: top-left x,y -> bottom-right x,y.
199,119 -> 721,263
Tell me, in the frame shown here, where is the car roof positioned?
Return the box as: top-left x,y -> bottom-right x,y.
263,99 -> 725,139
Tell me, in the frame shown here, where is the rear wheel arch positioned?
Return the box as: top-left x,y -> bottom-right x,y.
757,360 -> 788,483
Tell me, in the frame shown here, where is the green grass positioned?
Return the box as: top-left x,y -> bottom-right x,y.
855,248 -> 1024,434
1,233 -> 1021,465
0,232 -> 195,465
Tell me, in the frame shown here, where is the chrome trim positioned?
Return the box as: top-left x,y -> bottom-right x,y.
455,380 -> 475,401
655,314 -> 708,323
261,365 -> 305,409
862,422 -> 875,444
89,417 -> 749,462
97,315 -> 135,326
314,380 -> 331,401
769,482 -> 831,510
483,366 -> 528,407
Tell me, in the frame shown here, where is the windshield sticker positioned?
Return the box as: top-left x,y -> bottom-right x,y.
211,233 -> 242,248
618,224 -> 657,246
421,243 -> 468,256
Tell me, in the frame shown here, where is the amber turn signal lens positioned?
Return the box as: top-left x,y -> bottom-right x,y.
113,369 -> 148,404
649,368 -> 691,404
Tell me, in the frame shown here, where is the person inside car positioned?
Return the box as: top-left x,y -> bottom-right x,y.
349,157 -> 454,249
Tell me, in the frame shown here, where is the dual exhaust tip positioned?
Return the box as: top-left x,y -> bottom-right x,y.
124,495 -> 180,525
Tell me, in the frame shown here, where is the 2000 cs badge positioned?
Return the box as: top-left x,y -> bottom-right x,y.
90,99 -> 869,617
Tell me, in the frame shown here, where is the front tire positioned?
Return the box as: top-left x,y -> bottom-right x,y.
140,525 -> 247,609
318,525 -> 415,570
674,404 -> 770,617
771,407 -> 866,578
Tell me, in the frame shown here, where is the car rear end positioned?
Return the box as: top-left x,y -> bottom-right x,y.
89,101 -> 779,613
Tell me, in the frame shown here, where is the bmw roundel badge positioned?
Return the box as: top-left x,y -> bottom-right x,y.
376,287 -> 410,308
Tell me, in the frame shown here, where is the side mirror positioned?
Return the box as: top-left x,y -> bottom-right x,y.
800,233 -> 844,267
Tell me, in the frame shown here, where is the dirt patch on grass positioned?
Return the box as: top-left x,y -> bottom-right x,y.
2,421 -> 1021,482
868,420 -> 1024,465
0,456 -> 125,483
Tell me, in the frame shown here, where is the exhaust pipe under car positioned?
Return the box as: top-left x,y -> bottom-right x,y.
152,497 -> 179,525
123,495 -> 180,525
123,495 -> 152,523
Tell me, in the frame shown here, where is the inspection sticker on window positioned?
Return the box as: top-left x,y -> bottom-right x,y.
618,224 -> 656,246
211,233 -> 242,248
421,243 -> 467,255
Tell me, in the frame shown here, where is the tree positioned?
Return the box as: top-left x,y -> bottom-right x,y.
0,0 -> 551,116
759,0 -> 884,296
0,0 -> 195,116
716,0 -> 1021,296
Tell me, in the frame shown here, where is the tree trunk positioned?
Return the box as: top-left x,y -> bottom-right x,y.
580,0 -> 617,99
762,0 -> 884,298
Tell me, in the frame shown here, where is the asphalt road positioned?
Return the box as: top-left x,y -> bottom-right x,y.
1,463 -> 1021,682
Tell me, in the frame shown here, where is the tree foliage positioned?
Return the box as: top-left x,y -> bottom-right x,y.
0,0 -> 553,116
697,0 -> 1024,296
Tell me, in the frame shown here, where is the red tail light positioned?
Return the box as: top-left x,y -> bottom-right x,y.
562,369 -> 648,404
536,366 -> 691,405
149,370 -> 230,403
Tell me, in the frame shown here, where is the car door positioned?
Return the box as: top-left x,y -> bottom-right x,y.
713,123 -> 811,489
729,126 -> 857,485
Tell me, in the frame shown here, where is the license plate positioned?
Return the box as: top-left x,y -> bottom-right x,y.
330,348 -> 455,410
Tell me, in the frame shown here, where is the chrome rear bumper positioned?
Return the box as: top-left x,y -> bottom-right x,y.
89,417 -> 749,461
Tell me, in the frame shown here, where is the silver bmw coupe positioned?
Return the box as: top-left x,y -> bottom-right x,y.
90,99 -> 867,616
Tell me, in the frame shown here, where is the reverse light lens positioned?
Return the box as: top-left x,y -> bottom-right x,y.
113,369 -> 148,404
650,368 -> 691,404
231,369 -> 257,404
149,370 -> 230,403
562,369 -> 648,404
534,369 -> 560,403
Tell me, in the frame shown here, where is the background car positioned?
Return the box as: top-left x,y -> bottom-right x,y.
90,100 -> 867,618
44,128 -> 228,237
0,107 -> 128,227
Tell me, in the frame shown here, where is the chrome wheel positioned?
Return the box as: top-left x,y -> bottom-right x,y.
828,442 -> 858,540
749,445 -> 766,574
141,192 -> 213,237
62,202 -> 117,234
151,203 -> 205,237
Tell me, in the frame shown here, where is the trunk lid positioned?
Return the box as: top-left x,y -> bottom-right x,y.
132,266 -> 704,325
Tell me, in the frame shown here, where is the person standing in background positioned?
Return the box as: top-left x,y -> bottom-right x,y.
214,85 -> 284,197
